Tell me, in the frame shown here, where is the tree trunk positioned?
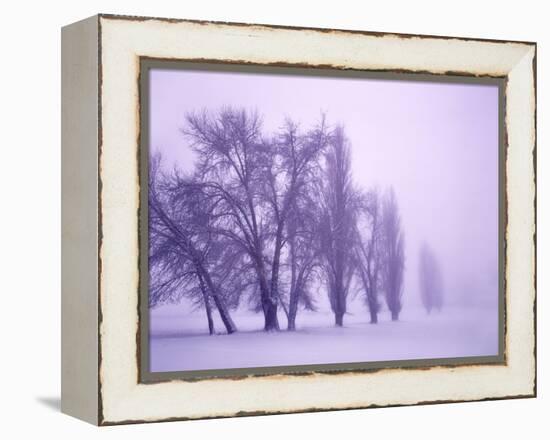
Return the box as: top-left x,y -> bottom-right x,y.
200,268 -> 237,334
287,291 -> 299,331
287,315 -> 296,331
287,285 -> 299,331
204,299 -> 214,335
335,311 -> 344,327
333,269 -> 345,327
391,310 -> 399,321
287,240 -> 298,331
212,293 -> 237,333
358,265 -> 378,325
197,274 -> 215,335
263,299 -> 279,331
369,308 -> 378,324
256,260 -> 280,331
259,277 -> 279,331
278,296 -> 290,321
267,229 -> 284,332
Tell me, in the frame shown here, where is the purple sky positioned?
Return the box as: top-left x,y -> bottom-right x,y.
149,67 -> 499,308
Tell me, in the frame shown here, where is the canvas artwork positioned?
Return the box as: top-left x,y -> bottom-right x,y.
61,15 -> 535,424
143,64 -> 503,377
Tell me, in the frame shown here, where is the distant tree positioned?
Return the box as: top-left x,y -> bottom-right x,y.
355,188 -> 383,324
381,188 -> 405,321
319,126 -> 359,327
418,243 -> 444,314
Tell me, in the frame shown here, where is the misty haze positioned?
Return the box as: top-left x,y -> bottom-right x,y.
146,67 -> 500,373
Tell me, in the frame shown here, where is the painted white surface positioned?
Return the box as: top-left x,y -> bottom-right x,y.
1,0 -> 547,438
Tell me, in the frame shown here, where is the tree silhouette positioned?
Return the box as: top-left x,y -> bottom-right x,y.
318,126 -> 360,326
381,188 -> 405,321
419,243 -> 444,314
355,188 -> 383,324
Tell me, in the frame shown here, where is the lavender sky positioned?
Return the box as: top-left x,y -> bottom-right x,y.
149,67 -> 500,310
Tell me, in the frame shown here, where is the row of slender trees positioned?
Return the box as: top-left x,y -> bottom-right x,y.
149,107 -> 407,333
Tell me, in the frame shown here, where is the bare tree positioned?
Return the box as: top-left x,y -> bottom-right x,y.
153,108 -> 410,332
319,126 -> 359,327
419,242 -> 444,314
148,152 -> 237,334
182,108 -> 278,330
284,194 -> 321,331
355,188 -> 383,324
380,187 -> 405,321
262,119 -> 328,330
183,109 -> 328,331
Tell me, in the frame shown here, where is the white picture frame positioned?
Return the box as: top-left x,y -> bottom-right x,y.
61,14 -> 536,425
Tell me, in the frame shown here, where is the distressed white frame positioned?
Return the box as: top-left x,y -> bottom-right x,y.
62,14 -> 536,425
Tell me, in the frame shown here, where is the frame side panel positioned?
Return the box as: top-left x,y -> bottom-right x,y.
61,15 -> 100,425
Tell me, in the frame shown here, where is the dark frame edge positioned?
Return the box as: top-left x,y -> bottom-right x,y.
97,12 -> 537,47
97,14 -> 105,427
531,44 -> 538,399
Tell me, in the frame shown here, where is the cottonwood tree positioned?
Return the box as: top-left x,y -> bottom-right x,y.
419,243 -> 444,314
355,189 -> 383,324
183,108 -> 278,330
257,118 -> 329,329
183,108 -> 329,331
284,194 -> 321,330
148,153 -> 237,334
381,187 -> 405,321
319,126 -> 359,327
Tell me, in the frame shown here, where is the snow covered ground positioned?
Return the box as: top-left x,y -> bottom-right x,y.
149,304 -> 499,373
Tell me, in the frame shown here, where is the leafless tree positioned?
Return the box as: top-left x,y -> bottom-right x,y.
284,193 -> 321,330
381,187 -> 405,321
148,153 -> 237,334
262,119 -> 328,330
183,108 -> 328,331
152,107 -> 411,333
355,188 -> 383,324
419,242 -> 444,314
319,126 -> 359,326
182,108 -> 278,329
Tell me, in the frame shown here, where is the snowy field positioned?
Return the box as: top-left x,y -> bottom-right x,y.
149,304 -> 499,373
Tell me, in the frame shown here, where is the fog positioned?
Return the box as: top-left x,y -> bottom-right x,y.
149,67 -> 499,312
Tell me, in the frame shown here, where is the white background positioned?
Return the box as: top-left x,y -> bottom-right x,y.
0,0 -> 546,437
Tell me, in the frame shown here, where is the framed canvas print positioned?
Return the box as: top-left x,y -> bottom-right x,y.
61,14 -> 536,425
